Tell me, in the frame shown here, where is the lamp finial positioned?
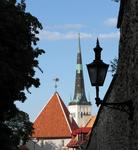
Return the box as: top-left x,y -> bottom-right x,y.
96,38 -> 100,46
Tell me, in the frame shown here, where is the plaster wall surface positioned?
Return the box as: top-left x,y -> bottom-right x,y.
26,138 -> 70,150
68,104 -> 91,127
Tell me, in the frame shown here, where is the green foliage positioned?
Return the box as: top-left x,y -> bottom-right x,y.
0,0 -> 45,115
0,123 -> 18,150
4,110 -> 33,146
110,57 -> 118,76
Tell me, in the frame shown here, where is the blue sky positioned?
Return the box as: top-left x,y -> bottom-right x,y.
16,0 -> 120,121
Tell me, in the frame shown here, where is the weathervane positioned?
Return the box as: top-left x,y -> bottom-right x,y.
53,78 -> 59,92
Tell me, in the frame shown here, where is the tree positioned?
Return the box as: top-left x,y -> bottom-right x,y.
0,0 -> 44,149
0,0 -> 45,120
110,57 -> 118,76
4,110 -> 33,147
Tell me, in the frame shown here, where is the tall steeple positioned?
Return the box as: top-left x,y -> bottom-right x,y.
68,33 -> 91,127
69,33 -> 91,105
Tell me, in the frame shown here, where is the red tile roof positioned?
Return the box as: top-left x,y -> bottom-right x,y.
67,138 -> 78,148
67,137 -> 86,148
67,127 -> 91,148
85,116 -> 96,128
67,116 -> 96,148
32,92 -> 78,139
72,127 -> 91,136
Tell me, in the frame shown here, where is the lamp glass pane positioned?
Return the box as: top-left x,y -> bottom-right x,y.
97,63 -> 109,86
87,65 -> 97,86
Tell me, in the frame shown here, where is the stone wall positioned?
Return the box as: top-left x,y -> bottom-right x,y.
87,0 -> 138,150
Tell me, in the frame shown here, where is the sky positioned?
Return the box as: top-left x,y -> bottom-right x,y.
16,0 -> 120,121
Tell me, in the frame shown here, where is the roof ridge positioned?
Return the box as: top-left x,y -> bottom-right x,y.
33,92 -> 57,122
57,93 -> 72,133
33,92 -> 78,138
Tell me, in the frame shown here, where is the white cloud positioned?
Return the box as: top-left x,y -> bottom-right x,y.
98,32 -> 120,39
47,24 -> 86,30
39,31 -> 94,40
39,30 -> 120,41
104,17 -> 117,27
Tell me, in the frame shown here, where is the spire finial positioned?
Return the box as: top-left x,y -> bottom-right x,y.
78,33 -> 80,38
53,78 -> 59,92
78,33 -> 81,52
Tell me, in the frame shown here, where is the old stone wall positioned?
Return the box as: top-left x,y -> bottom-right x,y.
87,0 -> 138,150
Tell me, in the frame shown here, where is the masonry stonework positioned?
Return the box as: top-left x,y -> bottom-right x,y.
87,0 -> 138,150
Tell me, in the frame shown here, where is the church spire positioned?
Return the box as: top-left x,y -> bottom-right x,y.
78,33 -> 81,53
69,33 -> 91,105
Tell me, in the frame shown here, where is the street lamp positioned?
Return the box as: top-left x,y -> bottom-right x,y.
87,38 -> 109,106
87,39 -> 133,120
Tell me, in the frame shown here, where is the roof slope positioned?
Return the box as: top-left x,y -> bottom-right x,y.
32,92 -> 78,139
66,116 -> 96,148
85,116 -> 96,128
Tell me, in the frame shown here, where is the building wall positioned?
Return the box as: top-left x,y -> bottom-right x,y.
87,1 -> 138,150
68,105 -> 91,127
26,138 -> 70,150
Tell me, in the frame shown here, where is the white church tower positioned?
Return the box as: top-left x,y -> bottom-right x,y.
68,34 -> 91,127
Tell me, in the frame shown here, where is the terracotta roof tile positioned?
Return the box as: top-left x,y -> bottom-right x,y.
72,127 -> 91,136
32,92 -> 78,139
67,136 -> 78,148
67,116 -> 96,148
85,116 -> 96,128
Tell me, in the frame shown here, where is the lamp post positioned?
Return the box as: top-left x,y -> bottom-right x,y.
87,39 -> 133,120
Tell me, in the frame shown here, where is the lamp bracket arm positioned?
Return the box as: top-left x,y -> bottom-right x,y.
101,100 -> 134,120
